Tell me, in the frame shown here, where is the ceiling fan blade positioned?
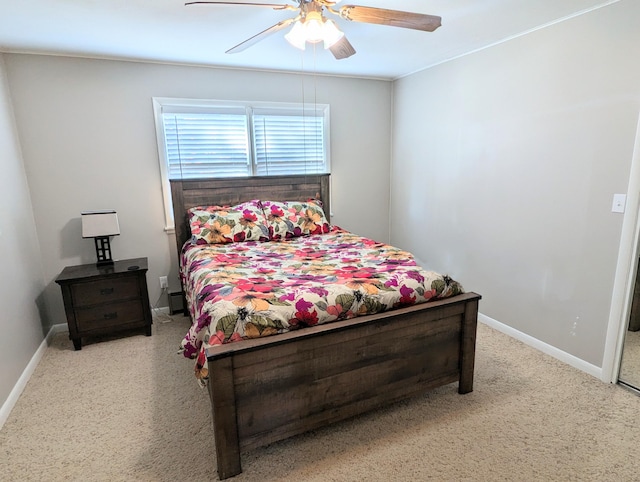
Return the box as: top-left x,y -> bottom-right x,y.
338,5 -> 442,32
226,17 -> 297,53
329,36 -> 356,60
185,1 -> 292,9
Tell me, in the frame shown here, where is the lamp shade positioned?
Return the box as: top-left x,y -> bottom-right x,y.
284,21 -> 307,50
322,19 -> 344,49
304,11 -> 324,43
81,211 -> 120,238
285,12 -> 345,51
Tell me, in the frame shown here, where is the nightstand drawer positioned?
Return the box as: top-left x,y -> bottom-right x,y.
56,257 -> 152,350
71,277 -> 140,307
75,299 -> 145,331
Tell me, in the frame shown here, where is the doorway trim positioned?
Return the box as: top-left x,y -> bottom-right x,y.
602,114 -> 640,383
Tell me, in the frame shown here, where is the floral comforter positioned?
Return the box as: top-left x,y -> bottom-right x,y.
180,227 -> 464,382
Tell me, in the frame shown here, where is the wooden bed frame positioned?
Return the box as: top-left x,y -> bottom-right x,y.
171,174 -> 481,480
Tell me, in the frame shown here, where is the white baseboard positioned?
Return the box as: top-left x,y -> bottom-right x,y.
0,310 -> 169,429
1,311 -> 604,431
0,323 -> 68,430
153,306 -> 170,316
479,313 -> 603,380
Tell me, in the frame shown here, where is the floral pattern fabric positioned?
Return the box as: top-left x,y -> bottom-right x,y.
188,200 -> 269,244
261,200 -> 331,240
179,227 -> 464,383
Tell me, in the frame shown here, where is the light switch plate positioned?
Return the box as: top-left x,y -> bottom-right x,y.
612,193 -> 627,213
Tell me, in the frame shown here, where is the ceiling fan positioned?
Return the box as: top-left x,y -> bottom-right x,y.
185,0 -> 442,60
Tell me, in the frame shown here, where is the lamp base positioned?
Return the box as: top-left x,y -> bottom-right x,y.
94,236 -> 114,266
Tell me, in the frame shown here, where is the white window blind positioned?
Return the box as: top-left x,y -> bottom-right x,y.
162,113 -> 250,179
253,114 -> 325,176
153,98 -> 331,230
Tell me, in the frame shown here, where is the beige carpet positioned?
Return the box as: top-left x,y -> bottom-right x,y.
2,316 -> 640,482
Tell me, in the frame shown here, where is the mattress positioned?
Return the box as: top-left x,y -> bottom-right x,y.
179,227 -> 464,382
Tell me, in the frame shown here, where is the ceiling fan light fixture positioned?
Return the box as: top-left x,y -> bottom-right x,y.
284,20 -> 307,50
322,19 -> 344,49
285,11 -> 345,51
190,2 -> 442,61
304,11 -> 324,43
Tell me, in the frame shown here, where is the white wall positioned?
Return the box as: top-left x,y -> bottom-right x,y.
391,0 -> 640,368
3,54 -> 393,333
0,54 -> 47,408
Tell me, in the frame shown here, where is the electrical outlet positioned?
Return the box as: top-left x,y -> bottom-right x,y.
159,276 -> 168,289
612,193 -> 626,213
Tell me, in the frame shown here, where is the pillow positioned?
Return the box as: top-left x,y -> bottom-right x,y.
261,200 -> 331,240
188,200 -> 269,244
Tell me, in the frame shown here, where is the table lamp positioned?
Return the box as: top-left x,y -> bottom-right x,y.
81,210 -> 120,266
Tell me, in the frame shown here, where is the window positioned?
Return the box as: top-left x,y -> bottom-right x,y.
153,98 -> 330,231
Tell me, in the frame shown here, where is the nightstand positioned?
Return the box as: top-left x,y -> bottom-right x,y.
55,257 -> 153,350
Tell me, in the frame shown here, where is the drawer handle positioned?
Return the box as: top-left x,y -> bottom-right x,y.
103,312 -> 118,320
100,288 -> 114,295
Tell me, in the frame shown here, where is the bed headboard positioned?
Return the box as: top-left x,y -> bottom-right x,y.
170,173 -> 331,259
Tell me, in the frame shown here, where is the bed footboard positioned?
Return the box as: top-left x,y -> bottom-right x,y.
206,292 -> 480,480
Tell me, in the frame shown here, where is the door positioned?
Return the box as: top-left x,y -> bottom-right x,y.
619,257 -> 640,391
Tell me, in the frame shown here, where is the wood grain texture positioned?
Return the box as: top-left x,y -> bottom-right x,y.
55,258 -> 152,350
207,356 -> 242,480
170,174 -> 331,264
170,175 -> 480,479
206,293 -> 480,477
459,297 -> 479,394
340,6 -> 442,32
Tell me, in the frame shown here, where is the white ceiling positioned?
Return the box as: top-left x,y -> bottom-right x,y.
0,0 -> 617,79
